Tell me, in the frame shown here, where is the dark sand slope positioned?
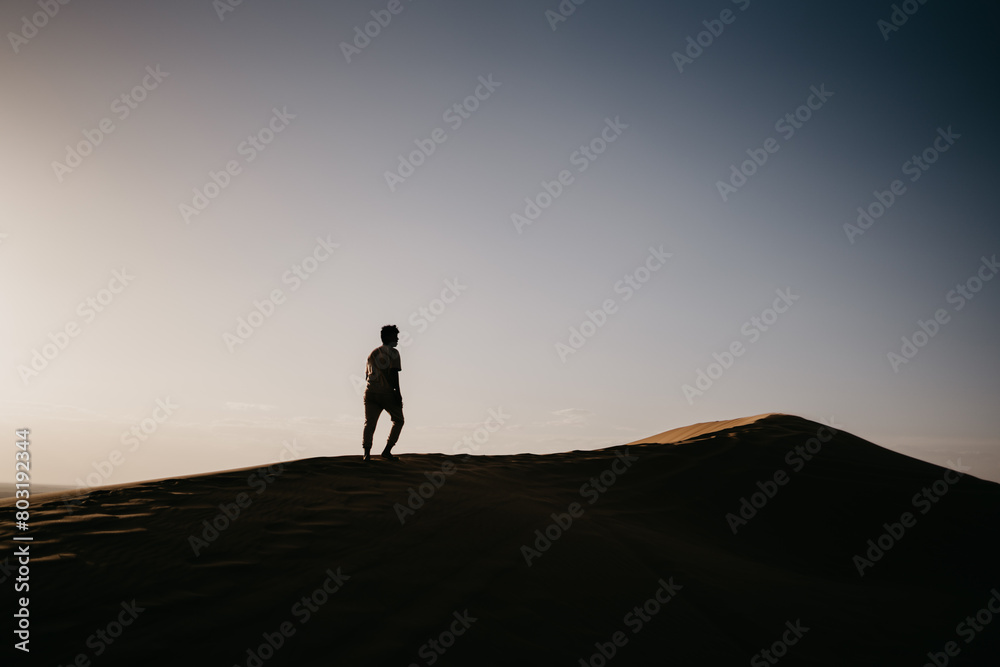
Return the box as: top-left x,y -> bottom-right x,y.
3,414 -> 999,666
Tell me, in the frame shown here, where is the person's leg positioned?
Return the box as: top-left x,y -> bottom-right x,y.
362,391 -> 384,460
382,396 -> 404,456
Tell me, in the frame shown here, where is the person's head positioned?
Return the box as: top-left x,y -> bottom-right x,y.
380,324 -> 400,347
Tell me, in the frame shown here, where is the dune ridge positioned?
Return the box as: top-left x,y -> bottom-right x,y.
623,412 -> 778,445
2,414 -> 999,666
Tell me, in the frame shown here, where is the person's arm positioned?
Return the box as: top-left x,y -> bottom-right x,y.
390,353 -> 402,399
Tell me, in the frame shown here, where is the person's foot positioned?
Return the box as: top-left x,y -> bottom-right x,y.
362,449 -> 371,462
380,451 -> 398,461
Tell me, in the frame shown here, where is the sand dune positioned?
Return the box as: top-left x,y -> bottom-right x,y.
3,414 -> 999,666
624,412 -> 776,445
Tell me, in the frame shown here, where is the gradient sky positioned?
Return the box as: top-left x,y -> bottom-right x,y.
2,0 -> 998,488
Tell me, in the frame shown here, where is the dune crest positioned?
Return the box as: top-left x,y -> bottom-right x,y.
3,413 -> 999,666
624,412 -> 779,445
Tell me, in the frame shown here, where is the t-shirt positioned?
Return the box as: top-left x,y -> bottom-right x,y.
365,345 -> 401,392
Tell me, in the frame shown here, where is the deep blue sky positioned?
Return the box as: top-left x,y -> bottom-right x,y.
2,0 -> 998,486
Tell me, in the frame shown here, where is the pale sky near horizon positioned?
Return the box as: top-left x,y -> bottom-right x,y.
2,0 -> 999,488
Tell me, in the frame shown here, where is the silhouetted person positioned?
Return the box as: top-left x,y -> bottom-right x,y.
362,324 -> 404,461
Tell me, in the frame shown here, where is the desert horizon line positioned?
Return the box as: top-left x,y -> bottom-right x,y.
3,412 -> 979,503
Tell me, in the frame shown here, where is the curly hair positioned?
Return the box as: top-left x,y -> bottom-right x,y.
380,324 -> 400,344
